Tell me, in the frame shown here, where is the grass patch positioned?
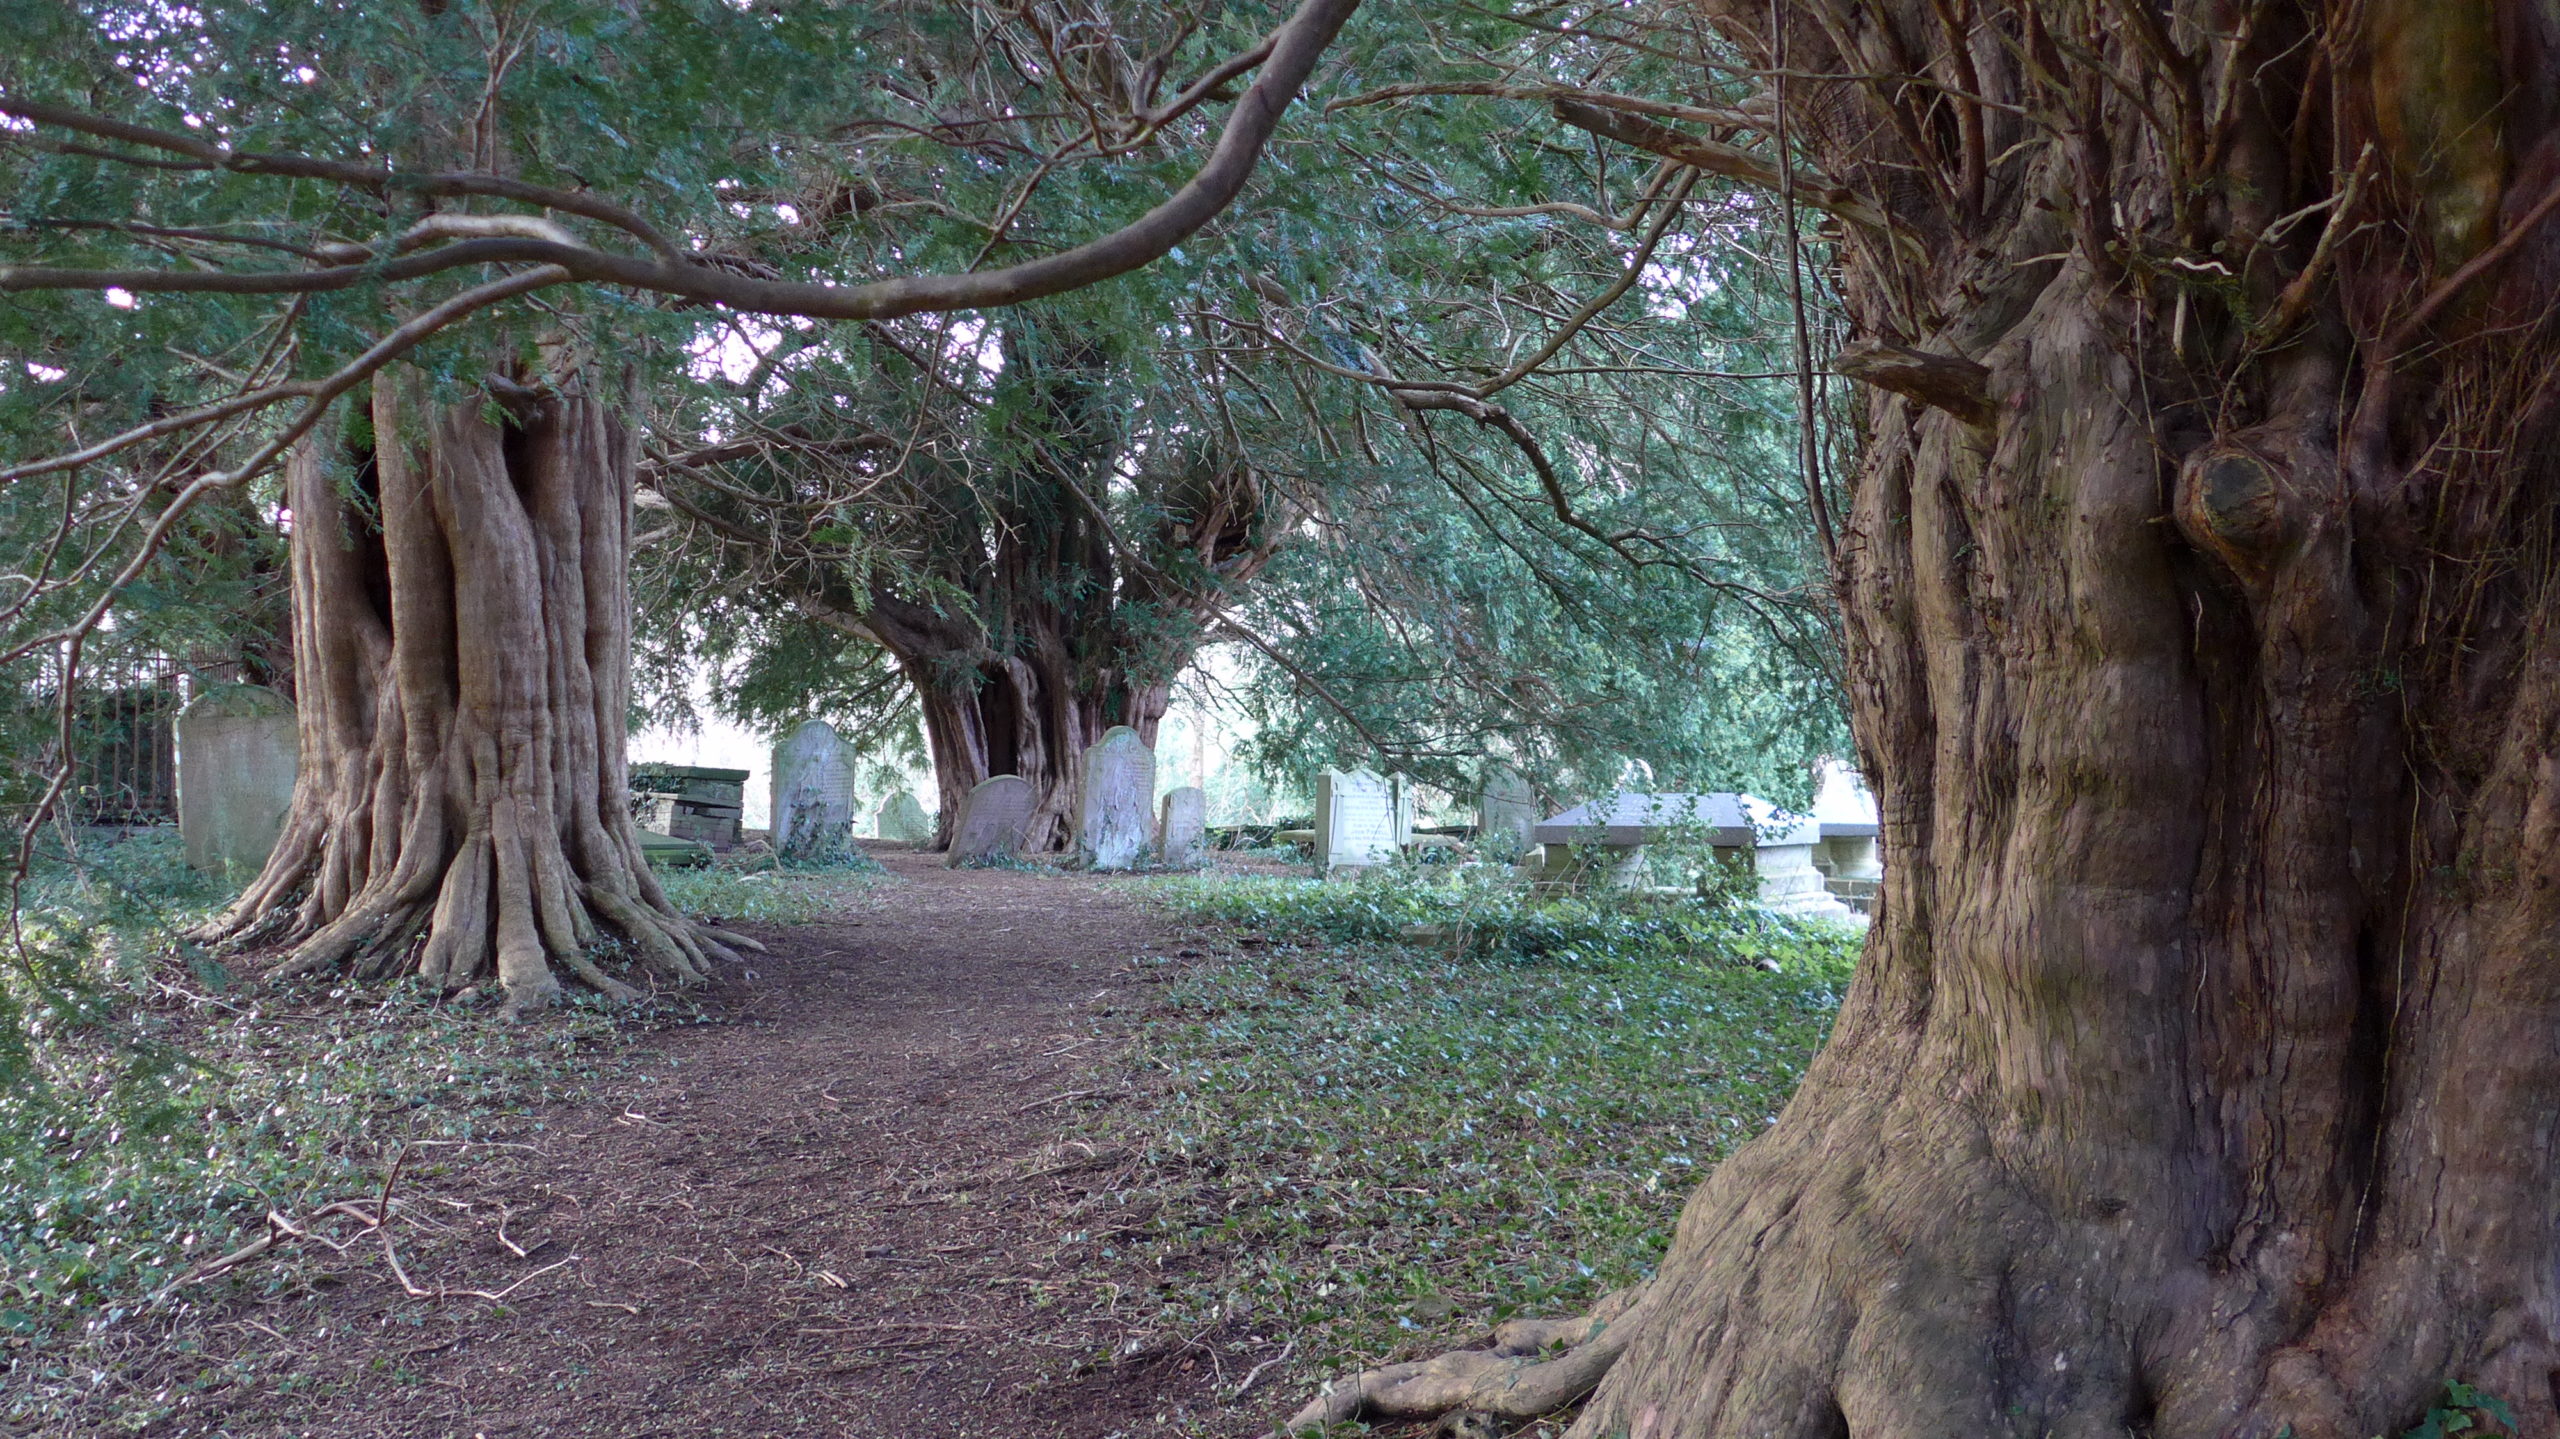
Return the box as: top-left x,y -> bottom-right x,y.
1122,867 -> 1857,1424
653,860 -> 892,925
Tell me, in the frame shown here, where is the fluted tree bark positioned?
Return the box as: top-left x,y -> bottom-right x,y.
1299,3 -> 2560,1435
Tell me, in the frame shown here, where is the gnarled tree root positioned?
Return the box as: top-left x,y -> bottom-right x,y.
1285,1285 -> 1644,1432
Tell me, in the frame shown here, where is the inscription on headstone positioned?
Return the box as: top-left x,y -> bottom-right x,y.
1075,726 -> 1156,870
176,684 -> 299,877
1156,786 -> 1208,869
769,720 -> 857,859
946,775 -> 1037,866
1315,768 -> 1397,872
875,789 -> 933,843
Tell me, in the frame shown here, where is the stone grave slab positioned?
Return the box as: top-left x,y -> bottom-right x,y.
770,720 -> 857,859
946,775 -> 1037,866
1315,768 -> 1397,872
1532,791 -> 1853,919
1076,726 -> 1156,870
176,684 -> 298,877
1157,786 -> 1208,868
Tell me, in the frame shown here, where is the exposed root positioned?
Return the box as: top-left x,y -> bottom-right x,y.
1285,1285 -> 1644,1432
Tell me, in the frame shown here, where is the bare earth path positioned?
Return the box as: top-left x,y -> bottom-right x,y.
160,850 -> 1267,1439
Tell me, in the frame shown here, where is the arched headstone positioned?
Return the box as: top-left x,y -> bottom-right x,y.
1156,786 -> 1208,868
769,720 -> 857,859
875,789 -> 933,843
946,775 -> 1036,866
1075,726 -> 1155,870
176,684 -> 299,877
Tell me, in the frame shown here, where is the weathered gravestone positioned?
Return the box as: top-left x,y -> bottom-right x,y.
1314,768 -> 1397,872
1478,765 -> 1539,858
1809,762 -> 1884,911
875,789 -> 933,843
1156,786 -> 1208,868
1388,772 -> 1418,848
769,720 -> 858,859
946,775 -> 1036,866
1075,726 -> 1156,870
176,684 -> 298,877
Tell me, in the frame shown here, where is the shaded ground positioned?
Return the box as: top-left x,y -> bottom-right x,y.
124,850 -> 1282,1439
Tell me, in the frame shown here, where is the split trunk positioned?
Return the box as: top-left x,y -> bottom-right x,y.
200,371 -> 744,1013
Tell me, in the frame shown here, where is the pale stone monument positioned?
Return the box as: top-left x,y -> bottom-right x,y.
1810,760 -> 1884,911
1531,791 -> 1857,920
1157,786 -> 1208,868
769,720 -> 857,859
176,684 -> 298,877
1075,726 -> 1156,870
1314,768 -> 1398,872
946,775 -> 1037,866
1388,771 -> 1418,849
875,790 -> 933,843
1478,765 -> 1538,858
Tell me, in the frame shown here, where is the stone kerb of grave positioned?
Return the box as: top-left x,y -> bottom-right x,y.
1314,768 -> 1398,872
1156,786 -> 1209,869
1075,726 -> 1156,871
875,790 -> 934,843
176,684 -> 299,877
1477,765 -> 1539,858
946,775 -> 1037,867
770,719 -> 858,859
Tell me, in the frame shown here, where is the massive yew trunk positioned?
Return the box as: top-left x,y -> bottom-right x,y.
1301,3 -> 2560,1435
200,370 -> 748,1014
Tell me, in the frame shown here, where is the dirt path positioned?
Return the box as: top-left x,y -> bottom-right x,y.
162,851 -> 1268,1438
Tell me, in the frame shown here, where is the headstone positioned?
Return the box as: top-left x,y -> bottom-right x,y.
176,684 -> 298,877
1075,726 -> 1156,870
769,720 -> 857,859
946,775 -> 1037,866
1478,766 -> 1538,858
1157,786 -> 1208,868
1314,768 -> 1397,872
1388,772 -> 1418,848
875,790 -> 933,843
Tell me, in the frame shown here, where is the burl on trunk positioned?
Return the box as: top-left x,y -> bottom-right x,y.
1299,2 -> 2560,1435
199,371 -> 755,1014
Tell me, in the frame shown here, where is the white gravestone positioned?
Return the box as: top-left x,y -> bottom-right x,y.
1076,726 -> 1156,870
769,720 -> 858,859
1809,761 -> 1884,911
176,684 -> 298,877
1478,766 -> 1538,858
875,790 -> 933,843
1388,771 -> 1418,849
1315,768 -> 1398,872
1156,786 -> 1208,869
946,775 -> 1037,867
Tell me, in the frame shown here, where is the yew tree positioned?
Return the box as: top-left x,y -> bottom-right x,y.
1296,1 -> 2560,1435
0,0 -> 1356,1010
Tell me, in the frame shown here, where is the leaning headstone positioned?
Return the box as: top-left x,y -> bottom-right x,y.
1157,786 -> 1208,868
1388,772 -> 1418,848
1314,768 -> 1397,872
946,775 -> 1037,866
176,684 -> 298,877
769,720 -> 857,859
875,789 -> 933,843
1075,726 -> 1156,870
1478,766 -> 1538,858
